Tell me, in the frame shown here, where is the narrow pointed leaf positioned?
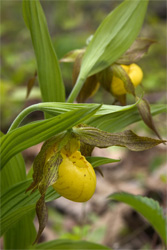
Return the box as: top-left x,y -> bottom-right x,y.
86,156 -> 120,168
0,105 -> 100,168
22,0 -> 65,103
109,192 -> 167,244
75,126 -> 166,151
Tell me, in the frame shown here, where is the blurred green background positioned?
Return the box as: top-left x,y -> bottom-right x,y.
1,1 -> 166,249
1,0 -> 166,132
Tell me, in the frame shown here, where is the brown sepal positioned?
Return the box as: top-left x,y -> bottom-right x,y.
96,67 -> 113,92
76,126 -> 166,151
33,194 -> 48,244
117,38 -> 156,64
72,53 -> 99,102
26,71 -> 37,99
137,97 -> 163,140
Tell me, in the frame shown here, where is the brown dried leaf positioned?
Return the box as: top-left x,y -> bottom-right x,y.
60,49 -> 85,63
137,97 -> 163,140
26,71 -> 37,98
76,126 -> 165,151
117,38 -> 156,64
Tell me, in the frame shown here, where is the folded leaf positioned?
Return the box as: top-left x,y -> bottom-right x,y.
109,192 -> 167,244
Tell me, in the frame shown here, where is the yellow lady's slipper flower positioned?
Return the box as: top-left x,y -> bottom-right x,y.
111,63 -> 143,96
52,150 -> 96,202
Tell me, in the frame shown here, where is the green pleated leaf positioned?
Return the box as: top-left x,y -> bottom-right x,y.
4,213 -> 36,250
109,192 -> 167,244
0,131 -> 36,249
9,102 -> 166,135
67,0 -> 148,102
31,239 -> 110,249
8,102 -> 165,134
22,0 -> 65,103
74,126 -> 165,151
0,179 -> 60,236
0,105 -> 100,168
0,147 -> 26,192
86,156 -> 120,168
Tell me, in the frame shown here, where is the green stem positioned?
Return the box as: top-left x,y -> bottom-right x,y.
7,104 -> 40,133
67,75 -> 85,103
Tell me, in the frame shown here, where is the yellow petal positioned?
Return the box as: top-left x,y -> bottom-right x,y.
52,151 -> 96,202
111,63 -> 143,96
